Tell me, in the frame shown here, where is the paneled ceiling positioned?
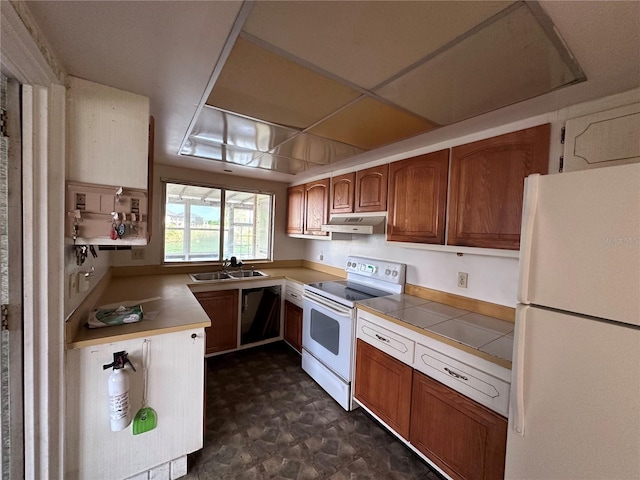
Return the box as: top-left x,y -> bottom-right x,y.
18,1 -> 640,182
181,1 -> 584,175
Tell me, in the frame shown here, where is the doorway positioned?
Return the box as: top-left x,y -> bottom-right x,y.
0,74 -> 24,480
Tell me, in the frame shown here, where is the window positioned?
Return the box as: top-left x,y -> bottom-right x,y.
164,182 -> 273,263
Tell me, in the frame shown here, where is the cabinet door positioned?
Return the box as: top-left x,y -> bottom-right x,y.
410,371 -> 507,480
387,150 -> 449,244
304,178 -> 330,236
286,185 -> 305,234
563,102 -> 640,172
65,330 -> 205,479
194,290 -> 239,354
330,172 -> 355,214
354,339 -> 412,439
67,76 -> 150,190
448,124 -> 550,250
283,300 -> 303,353
355,164 -> 388,212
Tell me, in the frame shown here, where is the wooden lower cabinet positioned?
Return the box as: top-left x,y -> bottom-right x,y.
410,370 -> 507,480
194,290 -> 239,355
355,339 -> 413,439
283,300 -> 302,353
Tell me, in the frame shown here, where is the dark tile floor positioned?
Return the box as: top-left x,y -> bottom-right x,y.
185,342 -> 443,480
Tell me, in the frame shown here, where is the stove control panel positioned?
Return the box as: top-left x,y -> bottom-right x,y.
345,256 -> 406,285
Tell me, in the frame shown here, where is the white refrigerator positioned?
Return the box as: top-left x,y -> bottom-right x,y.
505,163 -> 640,479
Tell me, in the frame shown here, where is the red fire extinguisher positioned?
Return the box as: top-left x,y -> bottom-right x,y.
103,351 -> 136,432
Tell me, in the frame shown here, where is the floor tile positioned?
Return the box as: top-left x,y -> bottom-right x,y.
192,342 -> 442,480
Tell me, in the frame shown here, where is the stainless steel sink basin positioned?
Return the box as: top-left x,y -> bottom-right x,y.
228,270 -> 269,278
189,270 -> 268,282
189,272 -> 231,281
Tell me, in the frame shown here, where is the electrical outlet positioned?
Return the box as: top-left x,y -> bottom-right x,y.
79,272 -> 91,292
132,248 -> 145,260
318,250 -> 324,261
457,272 -> 468,289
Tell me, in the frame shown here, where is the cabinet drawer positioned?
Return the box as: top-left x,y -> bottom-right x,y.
357,317 -> 415,365
414,342 -> 509,417
284,286 -> 304,308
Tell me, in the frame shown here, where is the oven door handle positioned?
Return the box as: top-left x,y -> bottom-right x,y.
303,290 -> 352,318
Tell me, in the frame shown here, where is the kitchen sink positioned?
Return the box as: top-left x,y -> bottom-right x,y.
189,272 -> 231,281
189,270 -> 268,282
228,270 -> 268,279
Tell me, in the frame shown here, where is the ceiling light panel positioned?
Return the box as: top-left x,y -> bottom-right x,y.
249,153 -> 309,175
189,105 -> 299,152
269,133 -> 366,165
376,3 -> 584,125
206,36 -> 360,129
242,1 -> 514,90
308,96 -> 440,150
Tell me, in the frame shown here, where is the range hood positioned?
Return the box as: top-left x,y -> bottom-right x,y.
321,213 -> 386,234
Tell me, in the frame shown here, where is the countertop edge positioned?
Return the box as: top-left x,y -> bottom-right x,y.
66,320 -> 210,350
356,304 -> 512,370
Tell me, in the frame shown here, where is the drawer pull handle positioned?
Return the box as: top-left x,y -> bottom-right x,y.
375,334 -> 390,343
445,367 -> 468,381
290,293 -> 299,298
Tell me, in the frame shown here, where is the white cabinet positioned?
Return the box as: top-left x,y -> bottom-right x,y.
563,102 -> 640,172
65,329 -> 205,480
66,76 -> 150,189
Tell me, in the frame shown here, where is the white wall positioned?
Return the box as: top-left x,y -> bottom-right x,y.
64,245 -> 111,318
305,235 -> 519,307
110,163 -> 305,266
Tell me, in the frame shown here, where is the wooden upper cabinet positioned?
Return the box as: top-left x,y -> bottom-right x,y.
67,76 -> 150,190
448,124 -> 550,250
387,150 -> 449,244
304,178 -> 330,236
286,184 -> 305,234
330,172 -> 355,214
355,164 -> 388,212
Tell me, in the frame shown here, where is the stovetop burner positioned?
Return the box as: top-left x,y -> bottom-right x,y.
306,280 -> 392,304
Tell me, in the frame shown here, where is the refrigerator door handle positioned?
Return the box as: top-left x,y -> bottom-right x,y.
512,305 -> 528,436
518,174 -> 540,305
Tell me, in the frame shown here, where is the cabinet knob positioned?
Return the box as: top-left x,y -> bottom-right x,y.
191,333 -> 197,339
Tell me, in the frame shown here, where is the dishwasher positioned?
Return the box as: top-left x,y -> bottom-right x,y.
240,285 -> 281,346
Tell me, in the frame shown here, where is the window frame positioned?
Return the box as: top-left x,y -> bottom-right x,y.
161,178 -> 275,264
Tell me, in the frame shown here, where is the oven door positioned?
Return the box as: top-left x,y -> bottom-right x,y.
302,290 -> 354,382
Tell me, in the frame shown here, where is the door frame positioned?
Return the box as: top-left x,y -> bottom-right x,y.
1,2 -> 66,479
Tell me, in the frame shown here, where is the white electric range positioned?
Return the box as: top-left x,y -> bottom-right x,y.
302,256 -> 406,410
